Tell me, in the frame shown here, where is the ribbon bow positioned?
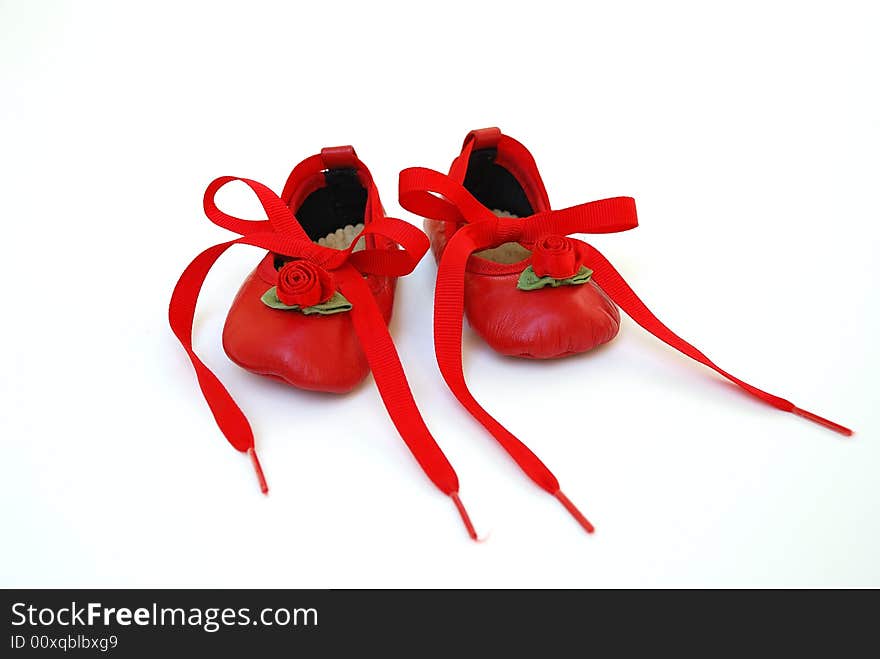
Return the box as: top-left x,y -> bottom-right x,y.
169,174 -> 478,538
399,165 -> 852,534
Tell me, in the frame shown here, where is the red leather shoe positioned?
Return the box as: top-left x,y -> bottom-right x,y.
399,127 -> 852,532
169,146 -> 477,539
220,148 -> 395,393
418,127 -> 627,359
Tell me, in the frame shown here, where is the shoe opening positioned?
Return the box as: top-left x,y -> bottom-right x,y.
295,167 -> 367,246
276,168 -> 367,269
463,148 -> 532,264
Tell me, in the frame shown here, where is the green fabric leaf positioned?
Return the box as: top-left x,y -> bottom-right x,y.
260,287 -> 352,315
516,265 -> 593,291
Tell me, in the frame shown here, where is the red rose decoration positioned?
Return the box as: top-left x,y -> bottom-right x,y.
276,260 -> 336,308
530,235 -> 584,279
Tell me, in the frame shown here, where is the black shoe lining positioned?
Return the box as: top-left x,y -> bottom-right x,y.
294,168 -> 368,241
462,148 -> 534,217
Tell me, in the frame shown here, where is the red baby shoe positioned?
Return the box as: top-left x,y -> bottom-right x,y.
169,146 -> 477,539
418,127 -> 629,359
221,147 -> 395,394
399,128 -> 852,533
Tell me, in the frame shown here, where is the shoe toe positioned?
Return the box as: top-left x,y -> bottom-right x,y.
464,271 -> 620,359
222,266 -> 381,393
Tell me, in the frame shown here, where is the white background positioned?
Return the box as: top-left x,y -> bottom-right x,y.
1,0 -> 878,588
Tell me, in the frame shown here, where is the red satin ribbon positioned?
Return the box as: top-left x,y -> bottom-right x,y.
169,175 -> 478,538
399,165 -> 852,534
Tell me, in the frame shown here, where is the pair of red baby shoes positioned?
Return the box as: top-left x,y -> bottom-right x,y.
170,128 -> 851,540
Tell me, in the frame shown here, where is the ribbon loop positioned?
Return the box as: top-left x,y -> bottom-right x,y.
400,167 -> 637,250
203,176 -> 305,238
199,176 -> 430,277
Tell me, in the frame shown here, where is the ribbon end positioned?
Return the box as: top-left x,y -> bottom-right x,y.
554,490 -> 595,534
247,447 -> 270,494
450,492 -> 479,541
792,407 -> 853,437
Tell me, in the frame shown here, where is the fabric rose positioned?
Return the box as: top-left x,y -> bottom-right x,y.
275,259 -> 336,308
530,235 -> 585,279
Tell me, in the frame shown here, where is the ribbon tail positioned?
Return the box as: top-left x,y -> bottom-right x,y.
582,244 -> 852,437
434,228 -> 595,532
335,265 -> 477,539
169,241 -> 269,493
